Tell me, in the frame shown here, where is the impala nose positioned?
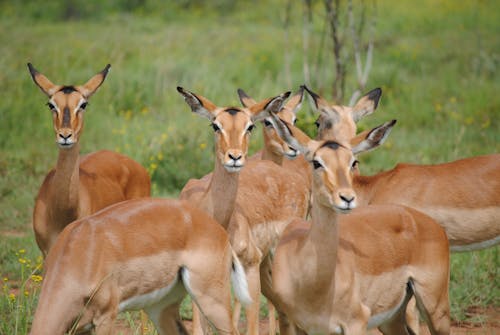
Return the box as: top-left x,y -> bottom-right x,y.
228,153 -> 242,161
59,133 -> 72,140
340,194 -> 355,204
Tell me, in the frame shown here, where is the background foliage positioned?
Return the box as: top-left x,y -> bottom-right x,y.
0,0 -> 498,333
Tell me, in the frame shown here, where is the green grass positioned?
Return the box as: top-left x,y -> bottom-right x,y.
0,0 -> 498,333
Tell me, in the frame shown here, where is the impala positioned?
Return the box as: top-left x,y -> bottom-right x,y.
307,86 -> 500,252
29,198 -> 251,335
237,87 -> 397,335
28,63 -> 151,256
267,112 -> 450,335
177,88 -> 310,335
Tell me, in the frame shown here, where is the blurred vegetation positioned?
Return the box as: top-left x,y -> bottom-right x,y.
0,0 -> 498,332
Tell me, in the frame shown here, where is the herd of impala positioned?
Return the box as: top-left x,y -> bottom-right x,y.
26,63 -> 499,335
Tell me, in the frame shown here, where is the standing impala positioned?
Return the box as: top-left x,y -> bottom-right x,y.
306,86 -> 500,252
267,113 -> 450,335
29,197 -> 251,335
237,87 -> 397,335
177,88 -> 310,335
28,63 -> 151,256
237,87 -> 309,335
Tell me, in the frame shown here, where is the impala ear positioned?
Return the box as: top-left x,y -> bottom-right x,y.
352,119 -> 396,155
237,88 -> 257,108
303,85 -> 341,124
282,85 -> 305,115
351,87 -> 382,123
27,63 -> 61,97
76,64 -> 111,99
249,91 -> 291,122
177,86 -> 218,121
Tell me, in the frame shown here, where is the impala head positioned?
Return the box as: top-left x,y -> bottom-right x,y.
177,87 -> 290,172
266,112 -> 358,213
303,85 -> 382,141
238,86 -> 304,160
28,63 -> 111,148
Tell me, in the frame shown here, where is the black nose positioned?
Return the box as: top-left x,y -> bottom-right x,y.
340,194 -> 355,204
59,133 -> 72,140
229,153 -> 242,161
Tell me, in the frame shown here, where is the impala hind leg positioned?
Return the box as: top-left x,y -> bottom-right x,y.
181,268 -> 236,335
411,280 -> 450,335
146,304 -> 187,335
192,303 -> 211,335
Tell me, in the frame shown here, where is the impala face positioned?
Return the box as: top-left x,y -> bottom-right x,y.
28,63 -> 110,149
211,107 -> 256,172
178,86 -> 290,173
47,88 -> 87,148
304,85 -> 382,141
262,110 -> 299,159
237,87 -> 304,160
310,141 -> 357,213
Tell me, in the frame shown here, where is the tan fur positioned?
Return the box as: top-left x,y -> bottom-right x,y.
29,199 -> 243,335
178,89 -> 309,335
28,64 -> 150,256
308,86 -> 500,251
267,125 -> 450,335
353,155 -> 500,250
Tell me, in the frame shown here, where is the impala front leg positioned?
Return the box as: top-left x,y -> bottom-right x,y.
244,263 -> 262,335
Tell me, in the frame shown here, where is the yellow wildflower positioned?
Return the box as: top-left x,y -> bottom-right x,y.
31,275 -> 43,283
18,249 -> 25,254
9,293 -> 15,302
18,258 -> 26,264
199,143 -> 207,150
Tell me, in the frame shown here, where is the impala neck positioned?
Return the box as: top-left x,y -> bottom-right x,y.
306,199 -> 340,288
201,155 -> 240,229
50,143 -> 80,229
261,128 -> 284,165
352,173 -> 383,206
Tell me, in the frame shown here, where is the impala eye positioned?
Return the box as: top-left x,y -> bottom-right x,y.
293,118 -> 298,125
351,160 -> 359,170
312,160 -> 323,170
211,123 -> 220,132
263,119 -> 272,127
80,102 -> 88,110
247,124 -> 255,133
47,102 -> 56,111
314,119 -> 320,128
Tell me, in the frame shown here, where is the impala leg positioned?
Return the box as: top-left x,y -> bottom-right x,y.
412,280 -> 450,335
149,304 -> 187,335
405,298 -> 419,335
182,268 -> 236,335
192,303 -> 210,335
259,254 -> 277,335
243,263 -> 262,335
278,311 -> 299,335
232,300 -> 242,331
268,301 -> 277,335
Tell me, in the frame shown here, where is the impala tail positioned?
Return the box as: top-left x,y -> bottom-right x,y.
230,250 -> 252,306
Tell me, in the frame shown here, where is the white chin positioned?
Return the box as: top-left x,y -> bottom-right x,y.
334,207 -> 352,214
225,165 -> 242,173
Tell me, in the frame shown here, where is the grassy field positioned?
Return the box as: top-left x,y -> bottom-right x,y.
0,0 -> 498,333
